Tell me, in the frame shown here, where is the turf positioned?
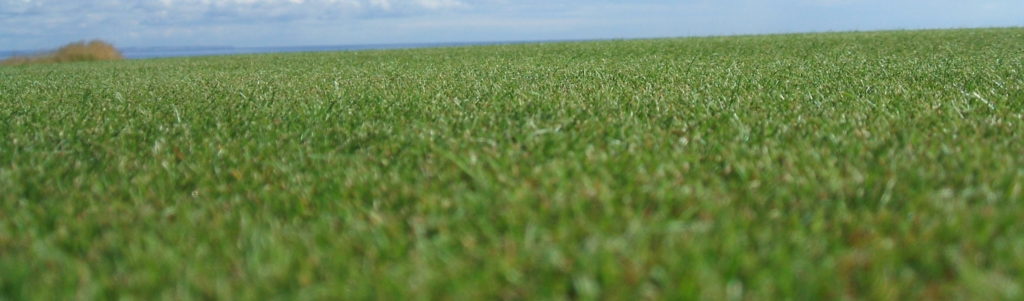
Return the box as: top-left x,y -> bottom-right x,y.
1,28 -> 1023,300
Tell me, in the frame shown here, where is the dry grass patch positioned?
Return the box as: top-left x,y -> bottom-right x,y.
2,40 -> 123,65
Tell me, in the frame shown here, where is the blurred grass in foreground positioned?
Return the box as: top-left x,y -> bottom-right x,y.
1,28 -> 1023,300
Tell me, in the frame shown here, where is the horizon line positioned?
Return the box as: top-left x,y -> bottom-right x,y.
3,25 -> 1020,59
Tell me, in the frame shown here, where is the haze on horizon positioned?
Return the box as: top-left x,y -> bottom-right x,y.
2,0 -> 1022,51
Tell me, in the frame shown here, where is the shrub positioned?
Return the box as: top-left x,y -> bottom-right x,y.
2,40 -> 123,65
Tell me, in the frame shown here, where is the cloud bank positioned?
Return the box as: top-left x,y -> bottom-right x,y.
1,0 -> 1022,50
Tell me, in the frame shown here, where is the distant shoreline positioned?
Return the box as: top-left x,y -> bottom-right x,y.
0,40 -> 555,60
4,26 -> 1019,61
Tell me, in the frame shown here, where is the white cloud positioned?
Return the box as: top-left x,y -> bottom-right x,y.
414,0 -> 465,9
0,0 -> 469,49
1,0 -> 1022,50
0,0 -> 468,38
0,0 -> 465,19
145,0 -> 464,11
369,0 -> 392,10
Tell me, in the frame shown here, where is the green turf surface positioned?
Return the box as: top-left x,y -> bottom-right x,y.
1,28 -> 1023,299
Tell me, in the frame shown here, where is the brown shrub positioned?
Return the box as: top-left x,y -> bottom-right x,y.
2,40 -> 123,66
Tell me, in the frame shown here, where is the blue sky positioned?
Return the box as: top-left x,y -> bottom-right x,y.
1,0 -> 1022,51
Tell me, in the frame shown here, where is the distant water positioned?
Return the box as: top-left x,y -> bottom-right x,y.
1,41 -> 535,60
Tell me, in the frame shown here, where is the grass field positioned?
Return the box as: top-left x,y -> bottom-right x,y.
1,28 -> 1023,299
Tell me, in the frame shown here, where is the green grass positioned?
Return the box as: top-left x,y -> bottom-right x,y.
1,28 -> 1023,300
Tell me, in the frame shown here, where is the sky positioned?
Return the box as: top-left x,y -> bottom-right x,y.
1,0 -> 1022,51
